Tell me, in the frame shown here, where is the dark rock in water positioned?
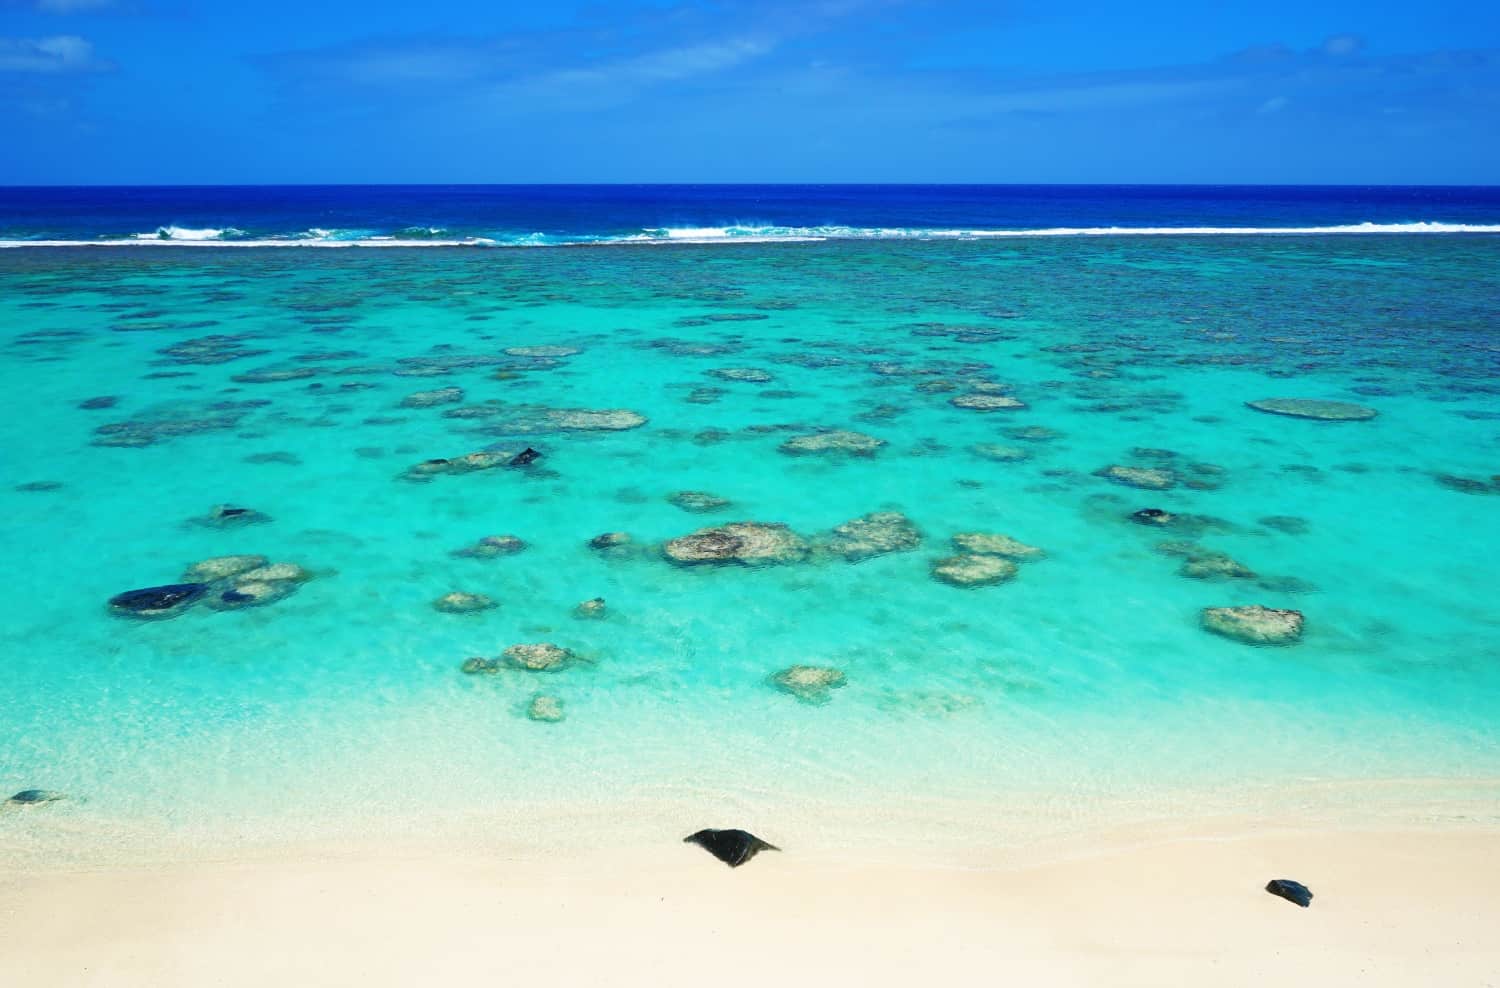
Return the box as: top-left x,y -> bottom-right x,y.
707,367 -> 774,383
683,828 -> 780,868
108,583 -> 207,619
205,579 -> 297,611
1265,879 -> 1313,908
400,449 -> 526,482
1154,541 -> 1200,558
1131,509 -> 1237,538
1257,575 -> 1319,594
1095,464 -> 1177,491
970,443 -> 1030,463
1202,605 -> 1304,645
158,334 -> 268,366
446,403 -> 645,432
399,386 -> 464,409
502,642 -> 575,671
193,504 -> 272,528
855,402 -> 904,422
461,656 -> 500,675
952,532 -> 1042,560
668,490 -> 732,514
771,665 -> 847,703
664,522 -> 809,566
574,597 -> 607,619
244,451 -> 303,466
950,393 -> 1026,411
509,447 -> 541,467
825,511 -> 922,562
526,694 -> 566,723
409,457 -> 454,478
930,553 -> 1018,587
91,398 -> 265,450
232,365 -> 318,384
183,554 -> 269,582
1247,398 -> 1376,422
1259,515 -> 1310,535
1179,551 -> 1256,581
686,386 -> 726,405
588,531 -> 633,552
238,564 -> 309,584
1006,425 -> 1062,442
453,535 -> 526,559
8,789 -> 65,805
433,591 -> 497,614
1434,473 -> 1498,496
778,429 -> 886,457
505,344 -> 581,358
79,395 -> 119,410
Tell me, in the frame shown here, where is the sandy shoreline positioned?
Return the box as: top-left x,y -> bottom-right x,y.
2,823 -> 1496,987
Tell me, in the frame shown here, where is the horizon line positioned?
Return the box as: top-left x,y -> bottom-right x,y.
3,182 -> 1499,191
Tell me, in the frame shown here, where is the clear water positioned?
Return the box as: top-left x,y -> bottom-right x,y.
2,232 -> 1499,867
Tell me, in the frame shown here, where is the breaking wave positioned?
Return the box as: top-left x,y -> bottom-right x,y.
130,226 -> 249,242
5,220 -> 1500,249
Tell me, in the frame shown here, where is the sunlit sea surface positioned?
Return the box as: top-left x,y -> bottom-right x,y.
2,234 -> 1499,867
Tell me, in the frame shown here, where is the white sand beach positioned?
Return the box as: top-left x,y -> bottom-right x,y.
3,824 -> 1496,987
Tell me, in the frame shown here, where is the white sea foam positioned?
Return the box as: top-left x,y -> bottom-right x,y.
7,235 -> 491,249
4,220 -> 1499,249
295,228 -> 381,241
129,225 -> 247,242
659,226 -> 739,239
645,221 -> 1500,241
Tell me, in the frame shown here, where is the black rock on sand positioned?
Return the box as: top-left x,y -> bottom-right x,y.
684,828 -> 780,868
7,789 -> 65,806
1265,878 -> 1314,907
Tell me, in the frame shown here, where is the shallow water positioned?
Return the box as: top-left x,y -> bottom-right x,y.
2,237 -> 1499,867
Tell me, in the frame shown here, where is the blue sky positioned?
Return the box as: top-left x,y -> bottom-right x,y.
1,0 -> 1497,184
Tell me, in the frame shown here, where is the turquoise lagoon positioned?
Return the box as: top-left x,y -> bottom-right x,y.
2,237 -> 1499,867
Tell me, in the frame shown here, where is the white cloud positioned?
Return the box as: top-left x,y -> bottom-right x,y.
968,77 -> 1236,115
550,38 -> 770,87
0,35 -> 107,73
488,37 -> 773,111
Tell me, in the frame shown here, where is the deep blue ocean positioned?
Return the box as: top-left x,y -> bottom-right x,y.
2,184 -> 1500,245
